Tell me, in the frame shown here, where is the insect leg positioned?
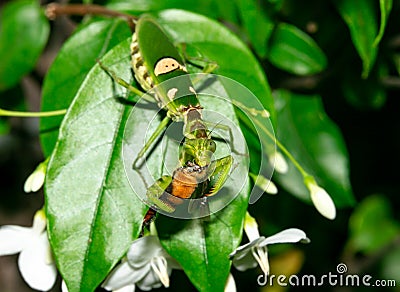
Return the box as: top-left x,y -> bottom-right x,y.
205,155 -> 234,197
133,115 -> 171,168
97,60 -> 154,103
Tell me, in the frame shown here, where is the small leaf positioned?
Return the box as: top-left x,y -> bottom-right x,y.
341,61 -> 387,109
348,194 -> 400,254
274,90 -> 355,208
334,0 -> 378,78
0,0 -> 49,90
374,0 -> 392,47
40,19 -> 131,156
267,23 -> 327,75
45,39 -> 147,292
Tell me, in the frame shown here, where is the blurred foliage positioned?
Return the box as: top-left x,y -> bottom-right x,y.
1,0 -> 400,291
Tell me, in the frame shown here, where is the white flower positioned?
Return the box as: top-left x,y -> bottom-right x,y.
305,177 -> 336,220
269,152 -> 288,174
250,173 -> 278,195
224,273 -> 236,292
24,159 -> 48,193
230,213 -> 309,276
0,209 -> 57,291
102,235 -> 180,291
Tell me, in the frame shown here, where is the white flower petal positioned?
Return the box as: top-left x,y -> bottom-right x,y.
230,237 -> 264,259
150,256 -> 170,288
261,228 -> 309,246
252,246 -> 270,275
136,268 -> 164,291
243,213 -> 261,242
61,280 -> 68,292
103,261 -> 149,291
231,247 -> 258,271
32,210 -> 47,235
224,273 -> 236,292
31,171 -> 45,192
252,175 -> 278,195
127,236 -> 163,268
269,152 -> 288,174
114,284 -> 136,292
309,184 -> 336,220
24,161 -> 47,193
18,233 -> 57,291
24,173 -> 35,193
0,225 -> 31,255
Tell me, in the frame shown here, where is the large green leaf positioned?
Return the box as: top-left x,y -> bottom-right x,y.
334,0 -> 378,78
274,90 -> 355,208
267,23 -> 327,75
0,0 -> 49,90
40,19 -> 131,156
45,39 -> 148,292
235,0 -> 274,57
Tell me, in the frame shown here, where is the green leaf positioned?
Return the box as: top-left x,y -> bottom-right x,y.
334,0 -> 378,78
348,194 -> 400,254
45,39 -> 147,292
40,19 -> 131,157
267,23 -> 327,75
341,60 -> 388,109
235,0 -> 274,57
108,0 -> 238,22
0,0 -> 49,90
274,90 -> 355,208
342,74 -> 386,109
381,246 -> 400,285
374,0 -> 392,47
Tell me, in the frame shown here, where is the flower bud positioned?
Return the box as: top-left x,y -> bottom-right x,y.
305,178 -> 336,220
269,152 -> 288,174
24,160 -> 47,193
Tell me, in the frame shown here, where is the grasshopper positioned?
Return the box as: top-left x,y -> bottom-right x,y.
100,15 -> 235,222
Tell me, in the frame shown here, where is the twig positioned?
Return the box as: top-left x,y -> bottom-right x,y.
45,3 -> 137,31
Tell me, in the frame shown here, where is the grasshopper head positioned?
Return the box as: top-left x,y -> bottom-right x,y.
180,138 -> 216,167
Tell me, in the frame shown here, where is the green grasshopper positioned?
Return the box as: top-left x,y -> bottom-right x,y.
101,15 -> 234,220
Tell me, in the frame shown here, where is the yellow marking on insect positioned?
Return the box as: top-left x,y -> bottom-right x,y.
189,86 -> 196,94
154,57 -> 187,76
167,88 -> 178,100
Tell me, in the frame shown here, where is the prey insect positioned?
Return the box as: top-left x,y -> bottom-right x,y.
99,15 -> 235,224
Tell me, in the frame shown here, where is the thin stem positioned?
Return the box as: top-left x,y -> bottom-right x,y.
252,117 -> 309,178
45,3 -> 137,31
0,108 -> 66,118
